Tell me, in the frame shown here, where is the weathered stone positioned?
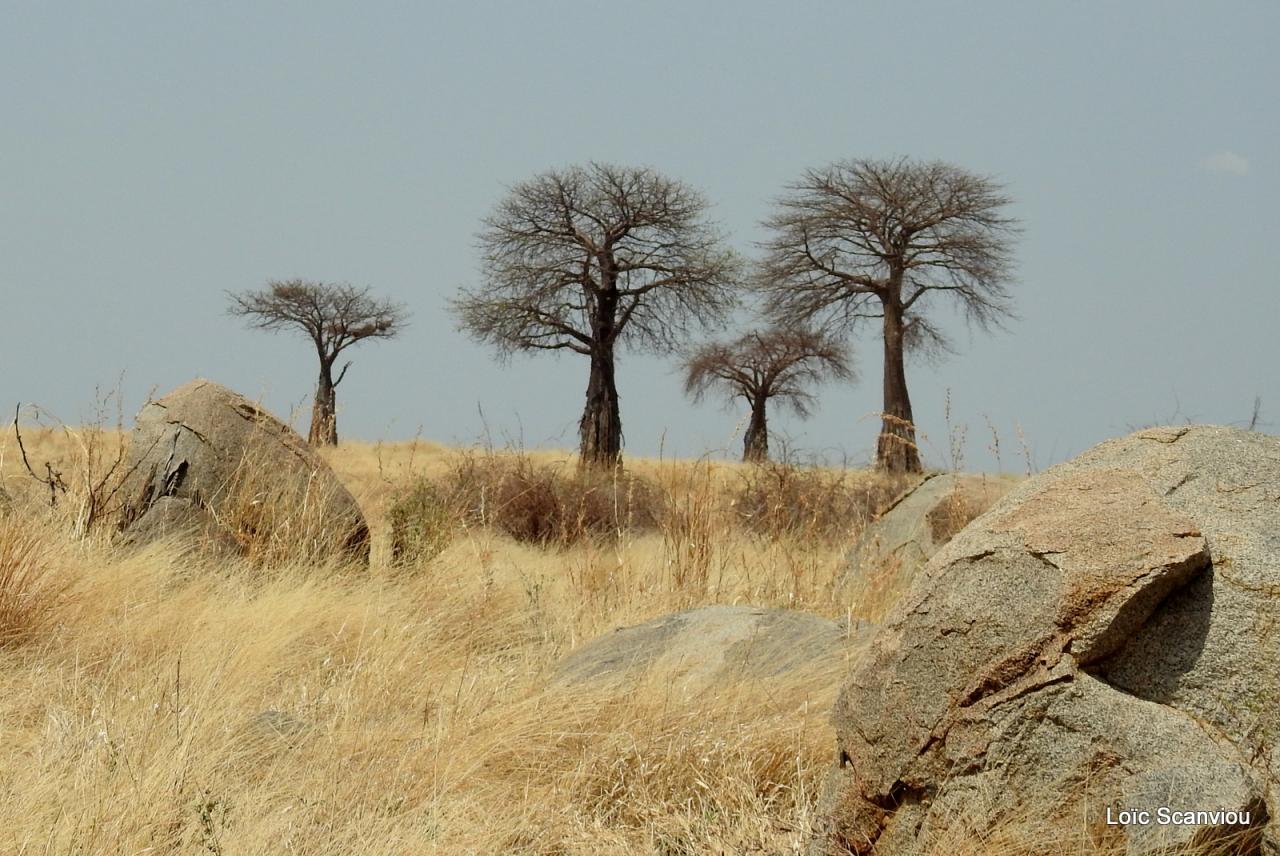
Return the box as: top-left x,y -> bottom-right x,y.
845,472 -> 1019,601
555,605 -> 873,699
811,426 -> 1280,855
117,379 -> 369,562
239,709 -> 311,753
116,495 -> 242,556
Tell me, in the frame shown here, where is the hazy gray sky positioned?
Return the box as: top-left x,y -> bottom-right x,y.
3,1 -> 1277,471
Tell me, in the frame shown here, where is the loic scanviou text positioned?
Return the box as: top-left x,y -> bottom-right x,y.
1105,806 -> 1255,827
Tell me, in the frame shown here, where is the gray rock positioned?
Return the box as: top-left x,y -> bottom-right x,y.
811,426 -> 1280,855
555,605 -> 873,699
239,709 -> 311,752
845,472 -> 1020,601
117,379 -> 370,562
116,495 -> 241,556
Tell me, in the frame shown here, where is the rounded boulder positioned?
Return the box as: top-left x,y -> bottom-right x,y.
117,379 -> 370,562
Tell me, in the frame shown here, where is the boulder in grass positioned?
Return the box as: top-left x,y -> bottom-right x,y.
555,605 -> 875,701
844,472 -> 1020,600
117,379 -> 370,562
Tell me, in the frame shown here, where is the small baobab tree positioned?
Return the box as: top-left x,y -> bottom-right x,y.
684,328 -> 853,462
759,157 -> 1018,473
227,280 -> 407,446
453,162 -> 741,468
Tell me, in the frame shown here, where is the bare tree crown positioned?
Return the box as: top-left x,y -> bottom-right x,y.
228,280 -> 407,365
759,157 -> 1018,354
227,280 -> 407,446
684,327 -> 854,418
453,162 -> 741,357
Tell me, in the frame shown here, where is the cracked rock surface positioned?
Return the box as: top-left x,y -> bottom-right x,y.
810,426 -> 1280,855
117,379 -> 370,562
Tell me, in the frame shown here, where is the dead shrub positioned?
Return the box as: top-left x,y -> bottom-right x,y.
10,390 -> 131,538
387,478 -> 457,565
391,449 -> 663,550
731,459 -> 905,544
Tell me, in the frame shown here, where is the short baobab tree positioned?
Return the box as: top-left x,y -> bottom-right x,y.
684,328 -> 853,462
759,157 -> 1018,473
227,280 -> 407,446
453,162 -> 741,468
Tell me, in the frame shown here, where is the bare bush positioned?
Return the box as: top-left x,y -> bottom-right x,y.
390,449 -> 664,552
11,389 -> 131,538
387,478 -> 457,565
731,459 -> 906,544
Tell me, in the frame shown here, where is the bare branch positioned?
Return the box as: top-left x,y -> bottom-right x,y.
227,280 -> 408,363
757,156 -> 1019,340
683,327 -> 855,418
452,162 -> 742,358
333,361 -> 352,387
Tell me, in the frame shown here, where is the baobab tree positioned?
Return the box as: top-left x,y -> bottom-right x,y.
684,327 -> 853,462
758,157 -> 1018,473
227,280 -> 407,446
453,162 -> 741,468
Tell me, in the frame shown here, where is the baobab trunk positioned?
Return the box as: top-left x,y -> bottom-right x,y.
877,301 -> 922,473
309,363 -> 338,446
579,347 -> 622,468
743,396 -> 769,463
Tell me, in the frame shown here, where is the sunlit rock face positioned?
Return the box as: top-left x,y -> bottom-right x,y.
811,426 -> 1280,856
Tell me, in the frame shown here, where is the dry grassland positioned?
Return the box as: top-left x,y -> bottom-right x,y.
0,427 -> 1197,855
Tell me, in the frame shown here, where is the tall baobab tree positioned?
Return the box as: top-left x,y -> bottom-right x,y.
684,328 -> 853,462
453,162 -> 741,468
759,157 -> 1018,473
228,280 -> 407,446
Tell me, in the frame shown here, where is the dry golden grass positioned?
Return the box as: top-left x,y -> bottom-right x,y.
0,432 -> 879,854
0,430 -> 1246,855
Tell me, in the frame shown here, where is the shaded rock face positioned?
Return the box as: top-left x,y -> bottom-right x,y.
555,605 -> 873,700
116,495 -> 242,557
117,379 -> 369,562
811,427 -> 1280,856
845,473 -> 1020,600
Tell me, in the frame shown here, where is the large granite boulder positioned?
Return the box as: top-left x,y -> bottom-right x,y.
117,379 -> 369,562
845,473 -> 1020,607
811,427 -> 1280,855
555,605 -> 874,700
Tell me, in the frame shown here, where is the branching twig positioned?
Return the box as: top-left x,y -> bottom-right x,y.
13,404 -> 67,506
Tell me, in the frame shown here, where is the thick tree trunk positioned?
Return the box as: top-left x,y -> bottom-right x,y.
743,395 -> 769,463
877,299 -> 922,473
579,345 -> 622,468
309,362 -> 338,446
